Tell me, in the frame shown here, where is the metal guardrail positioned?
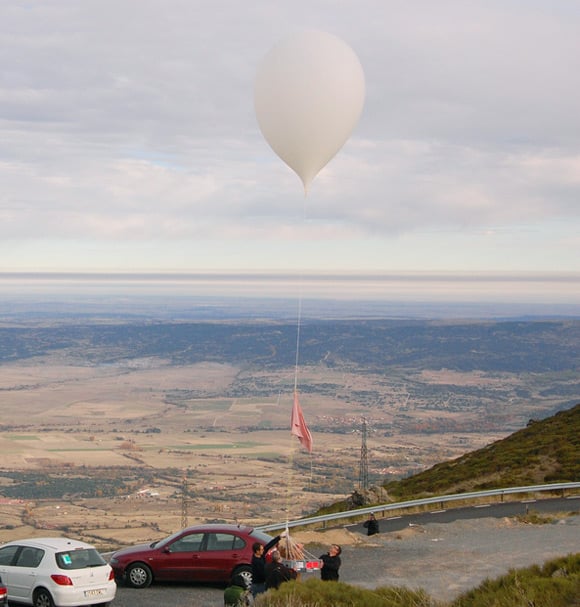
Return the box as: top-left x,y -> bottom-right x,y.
256,481 -> 580,533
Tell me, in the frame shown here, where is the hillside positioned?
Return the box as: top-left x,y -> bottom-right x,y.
383,403 -> 580,500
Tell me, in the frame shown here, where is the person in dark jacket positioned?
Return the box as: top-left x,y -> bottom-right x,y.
363,512 -> 380,536
319,544 -> 342,581
224,572 -> 253,606
264,550 -> 297,590
251,534 -> 281,596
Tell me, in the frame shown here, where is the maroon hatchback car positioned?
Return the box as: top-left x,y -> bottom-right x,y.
109,523 -> 275,588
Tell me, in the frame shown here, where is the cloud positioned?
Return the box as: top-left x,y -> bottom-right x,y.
0,0 -> 578,274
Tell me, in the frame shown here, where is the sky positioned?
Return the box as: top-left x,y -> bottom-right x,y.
1,1 -> 579,302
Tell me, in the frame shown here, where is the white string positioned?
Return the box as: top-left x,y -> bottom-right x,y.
285,289 -> 302,527
293,288 -> 303,393
293,192 -> 307,393
286,195 -> 307,526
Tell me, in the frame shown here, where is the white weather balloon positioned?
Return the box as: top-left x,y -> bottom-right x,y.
255,30 -> 365,193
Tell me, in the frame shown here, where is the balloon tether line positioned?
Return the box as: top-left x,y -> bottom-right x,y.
285,251 -> 303,525
284,192 -> 314,527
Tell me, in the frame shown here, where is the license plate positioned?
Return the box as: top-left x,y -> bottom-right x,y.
84,589 -> 104,597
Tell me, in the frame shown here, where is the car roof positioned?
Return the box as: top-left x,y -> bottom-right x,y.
2,537 -> 95,551
181,524 -> 255,533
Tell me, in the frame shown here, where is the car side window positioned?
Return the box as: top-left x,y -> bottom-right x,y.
233,536 -> 245,550
0,545 -> 19,566
206,533 -> 240,551
16,547 -> 44,568
169,533 -> 204,553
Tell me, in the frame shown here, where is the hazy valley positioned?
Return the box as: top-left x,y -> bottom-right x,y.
0,302 -> 578,551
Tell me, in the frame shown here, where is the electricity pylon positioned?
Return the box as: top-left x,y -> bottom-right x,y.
358,417 -> 369,492
181,474 -> 189,529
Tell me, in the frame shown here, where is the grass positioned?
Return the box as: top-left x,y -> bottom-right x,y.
314,403 -> 580,520
6,435 -> 41,440
451,552 -> 580,607
514,509 -> 556,525
383,404 -> 580,501
252,553 -> 580,607
254,578 -> 440,607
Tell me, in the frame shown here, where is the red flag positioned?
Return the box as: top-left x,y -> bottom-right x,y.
291,390 -> 313,453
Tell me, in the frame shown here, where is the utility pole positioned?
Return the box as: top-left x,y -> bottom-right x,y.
358,417 -> 369,492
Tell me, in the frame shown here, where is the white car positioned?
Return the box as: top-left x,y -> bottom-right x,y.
0,537 -> 116,607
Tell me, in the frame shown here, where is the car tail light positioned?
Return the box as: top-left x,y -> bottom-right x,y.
51,574 -> 73,586
0,587 -> 6,598
108,569 -> 115,581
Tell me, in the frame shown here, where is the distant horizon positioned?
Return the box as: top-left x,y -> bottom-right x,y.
1,270 -> 579,320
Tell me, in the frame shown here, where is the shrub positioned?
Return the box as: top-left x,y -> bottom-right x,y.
451,553 -> 580,607
255,578 -> 442,607
514,510 -> 555,525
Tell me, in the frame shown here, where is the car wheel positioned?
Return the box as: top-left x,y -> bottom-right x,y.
33,588 -> 55,607
233,565 -> 252,587
126,562 -> 153,588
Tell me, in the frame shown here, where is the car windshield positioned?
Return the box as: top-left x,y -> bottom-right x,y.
150,528 -> 185,549
56,549 -> 106,570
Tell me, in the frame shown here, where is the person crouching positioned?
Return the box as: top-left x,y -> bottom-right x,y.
264,550 -> 297,590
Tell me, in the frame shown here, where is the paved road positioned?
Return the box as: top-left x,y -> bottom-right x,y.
348,495 -> 580,534
114,582 -> 223,607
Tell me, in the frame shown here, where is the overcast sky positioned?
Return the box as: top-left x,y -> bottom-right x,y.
1,1 -> 579,302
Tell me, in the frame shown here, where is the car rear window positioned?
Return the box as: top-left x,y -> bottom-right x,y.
249,529 -> 275,544
56,549 -> 106,570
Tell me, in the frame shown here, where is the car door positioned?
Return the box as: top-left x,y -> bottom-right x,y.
0,545 -> 19,601
153,532 -> 205,582
198,532 -> 247,582
1,546 -> 44,602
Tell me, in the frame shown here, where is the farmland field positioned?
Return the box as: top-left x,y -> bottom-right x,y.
0,316 -> 578,550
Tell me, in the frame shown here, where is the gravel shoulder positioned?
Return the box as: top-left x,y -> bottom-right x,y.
298,515 -> 580,602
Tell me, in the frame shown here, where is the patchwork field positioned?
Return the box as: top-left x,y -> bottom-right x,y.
0,317 -> 577,550
0,358 -> 519,551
